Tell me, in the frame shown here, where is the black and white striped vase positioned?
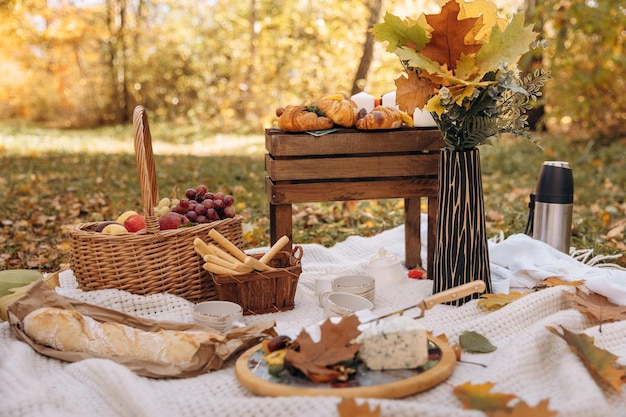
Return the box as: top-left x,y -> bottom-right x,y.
431,148 -> 492,305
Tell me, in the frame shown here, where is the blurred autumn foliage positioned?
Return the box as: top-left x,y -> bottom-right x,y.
0,0 -> 624,142
0,0 -> 625,272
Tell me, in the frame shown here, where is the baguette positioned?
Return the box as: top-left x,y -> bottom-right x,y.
23,307 -> 215,366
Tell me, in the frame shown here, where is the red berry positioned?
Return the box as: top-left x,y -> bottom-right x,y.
407,269 -> 425,279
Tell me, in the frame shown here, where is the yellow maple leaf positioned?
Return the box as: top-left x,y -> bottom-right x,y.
490,399 -> 558,417
454,53 -> 479,81
457,0 -> 504,42
536,277 -> 585,289
337,398 -> 381,417
453,381 -> 516,411
477,292 -> 527,311
547,325 -> 626,393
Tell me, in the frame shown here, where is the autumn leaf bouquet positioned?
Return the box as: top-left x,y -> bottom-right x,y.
371,0 -> 550,151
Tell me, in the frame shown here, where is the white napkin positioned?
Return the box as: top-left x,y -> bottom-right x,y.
489,233 -> 626,306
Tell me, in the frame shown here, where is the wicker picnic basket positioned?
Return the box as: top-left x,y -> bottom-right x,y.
209,246 -> 303,315
67,106 -> 243,303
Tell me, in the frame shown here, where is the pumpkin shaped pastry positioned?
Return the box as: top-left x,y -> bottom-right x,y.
276,105 -> 334,132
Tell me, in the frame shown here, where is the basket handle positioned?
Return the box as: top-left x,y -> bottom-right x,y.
133,106 -> 159,231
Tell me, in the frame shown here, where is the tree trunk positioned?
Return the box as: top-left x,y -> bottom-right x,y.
523,0 -> 546,131
350,0 -> 383,95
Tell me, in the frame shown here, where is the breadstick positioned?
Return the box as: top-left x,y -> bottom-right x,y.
208,229 -> 247,262
193,238 -> 213,257
208,243 -> 242,264
204,254 -> 253,273
202,262 -> 242,276
244,256 -> 275,272
259,235 -> 290,265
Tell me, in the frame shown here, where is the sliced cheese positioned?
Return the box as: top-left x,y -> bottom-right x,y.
356,316 -> 428,370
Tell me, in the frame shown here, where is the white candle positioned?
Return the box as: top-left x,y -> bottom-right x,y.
351,91 -> 375,113
413,108 -> 437,127
381,91 -> 398,108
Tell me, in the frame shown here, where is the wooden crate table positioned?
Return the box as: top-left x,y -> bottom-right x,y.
265,127 -> 444,273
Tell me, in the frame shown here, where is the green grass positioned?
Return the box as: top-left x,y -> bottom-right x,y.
1,123 -> 624,271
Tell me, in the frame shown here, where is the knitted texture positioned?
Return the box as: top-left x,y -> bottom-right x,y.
2,222 -> 625,417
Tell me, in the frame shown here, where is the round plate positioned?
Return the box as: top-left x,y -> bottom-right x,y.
235,336 -> 455,398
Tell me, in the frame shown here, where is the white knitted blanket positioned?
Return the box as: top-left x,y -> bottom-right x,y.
1,222 -> 626,417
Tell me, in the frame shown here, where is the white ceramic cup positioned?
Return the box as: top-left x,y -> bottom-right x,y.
320,274 -> 375,305
193,300 -> 244,332
320,292 -> 374,318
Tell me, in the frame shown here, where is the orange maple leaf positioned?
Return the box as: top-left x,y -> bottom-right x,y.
421,0 -> 483,70
564,287 -> 626,323
453,382 -> 516,411
337,398 -> 381,417
547,325 -> 626,393
285,315 -> 361,383
395,71 -> 438,114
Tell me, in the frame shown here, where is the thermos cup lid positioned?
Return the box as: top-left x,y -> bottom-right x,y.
535,161 -> 574,204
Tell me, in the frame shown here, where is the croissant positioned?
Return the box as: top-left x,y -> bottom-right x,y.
309,94 -> 359,128
356,106 -> 403,130
276,105 -> 334,132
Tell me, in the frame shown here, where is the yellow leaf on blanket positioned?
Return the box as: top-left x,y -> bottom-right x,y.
453,382 -> 516,411
536,277 -> 585,289
489,399 -> 558,417
337,398 -> 380,417
565,288 -> 626,323
477,292 -> 526,311
547,325 -> 626,393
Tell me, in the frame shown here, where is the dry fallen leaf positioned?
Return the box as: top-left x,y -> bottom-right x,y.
478,292 -> 527,311
337,398 -> 381,417
285,315 -> 361,383
547,325 -> 626,393
565,287 -> 626,323
459,331 -> 497,353
453,382 -> 516,411
489,399 -> 557,417
535,277 -> 585,289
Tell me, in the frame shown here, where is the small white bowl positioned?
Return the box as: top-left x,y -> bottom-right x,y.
193,300 -> 244,332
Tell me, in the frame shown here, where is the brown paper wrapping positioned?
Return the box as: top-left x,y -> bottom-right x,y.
7,280 -> 276,378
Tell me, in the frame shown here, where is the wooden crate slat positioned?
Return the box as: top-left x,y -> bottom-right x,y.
266,128 -> 444,156
265,153 -> 440,181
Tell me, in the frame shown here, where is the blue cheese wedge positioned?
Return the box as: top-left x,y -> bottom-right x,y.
356,316 -> 428,370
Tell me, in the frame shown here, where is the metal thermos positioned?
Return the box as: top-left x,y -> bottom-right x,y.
525,161 -> 574,253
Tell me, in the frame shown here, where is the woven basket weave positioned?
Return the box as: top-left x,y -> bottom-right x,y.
67,106 -> 243,303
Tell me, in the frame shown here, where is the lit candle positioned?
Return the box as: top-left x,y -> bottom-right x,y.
413,108 -> 437,127
381,91 -> 398,108
351,92 -> 375,113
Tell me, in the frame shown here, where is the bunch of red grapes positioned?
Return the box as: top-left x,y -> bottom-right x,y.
171,184 -> 236,224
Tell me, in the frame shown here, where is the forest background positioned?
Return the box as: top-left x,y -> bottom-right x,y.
0,0 -> 625,271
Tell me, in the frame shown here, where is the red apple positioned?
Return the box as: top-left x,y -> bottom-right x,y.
124,214 -> 146,233
158,212 -> 184,230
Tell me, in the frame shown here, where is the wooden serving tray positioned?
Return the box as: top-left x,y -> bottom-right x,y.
235,336 -> 455,398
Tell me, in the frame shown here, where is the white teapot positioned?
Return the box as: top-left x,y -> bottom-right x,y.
367,247 -> 406,287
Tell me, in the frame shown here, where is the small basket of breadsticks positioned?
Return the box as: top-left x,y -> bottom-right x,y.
275,92 -> 414,132
194,231 -> 302,315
